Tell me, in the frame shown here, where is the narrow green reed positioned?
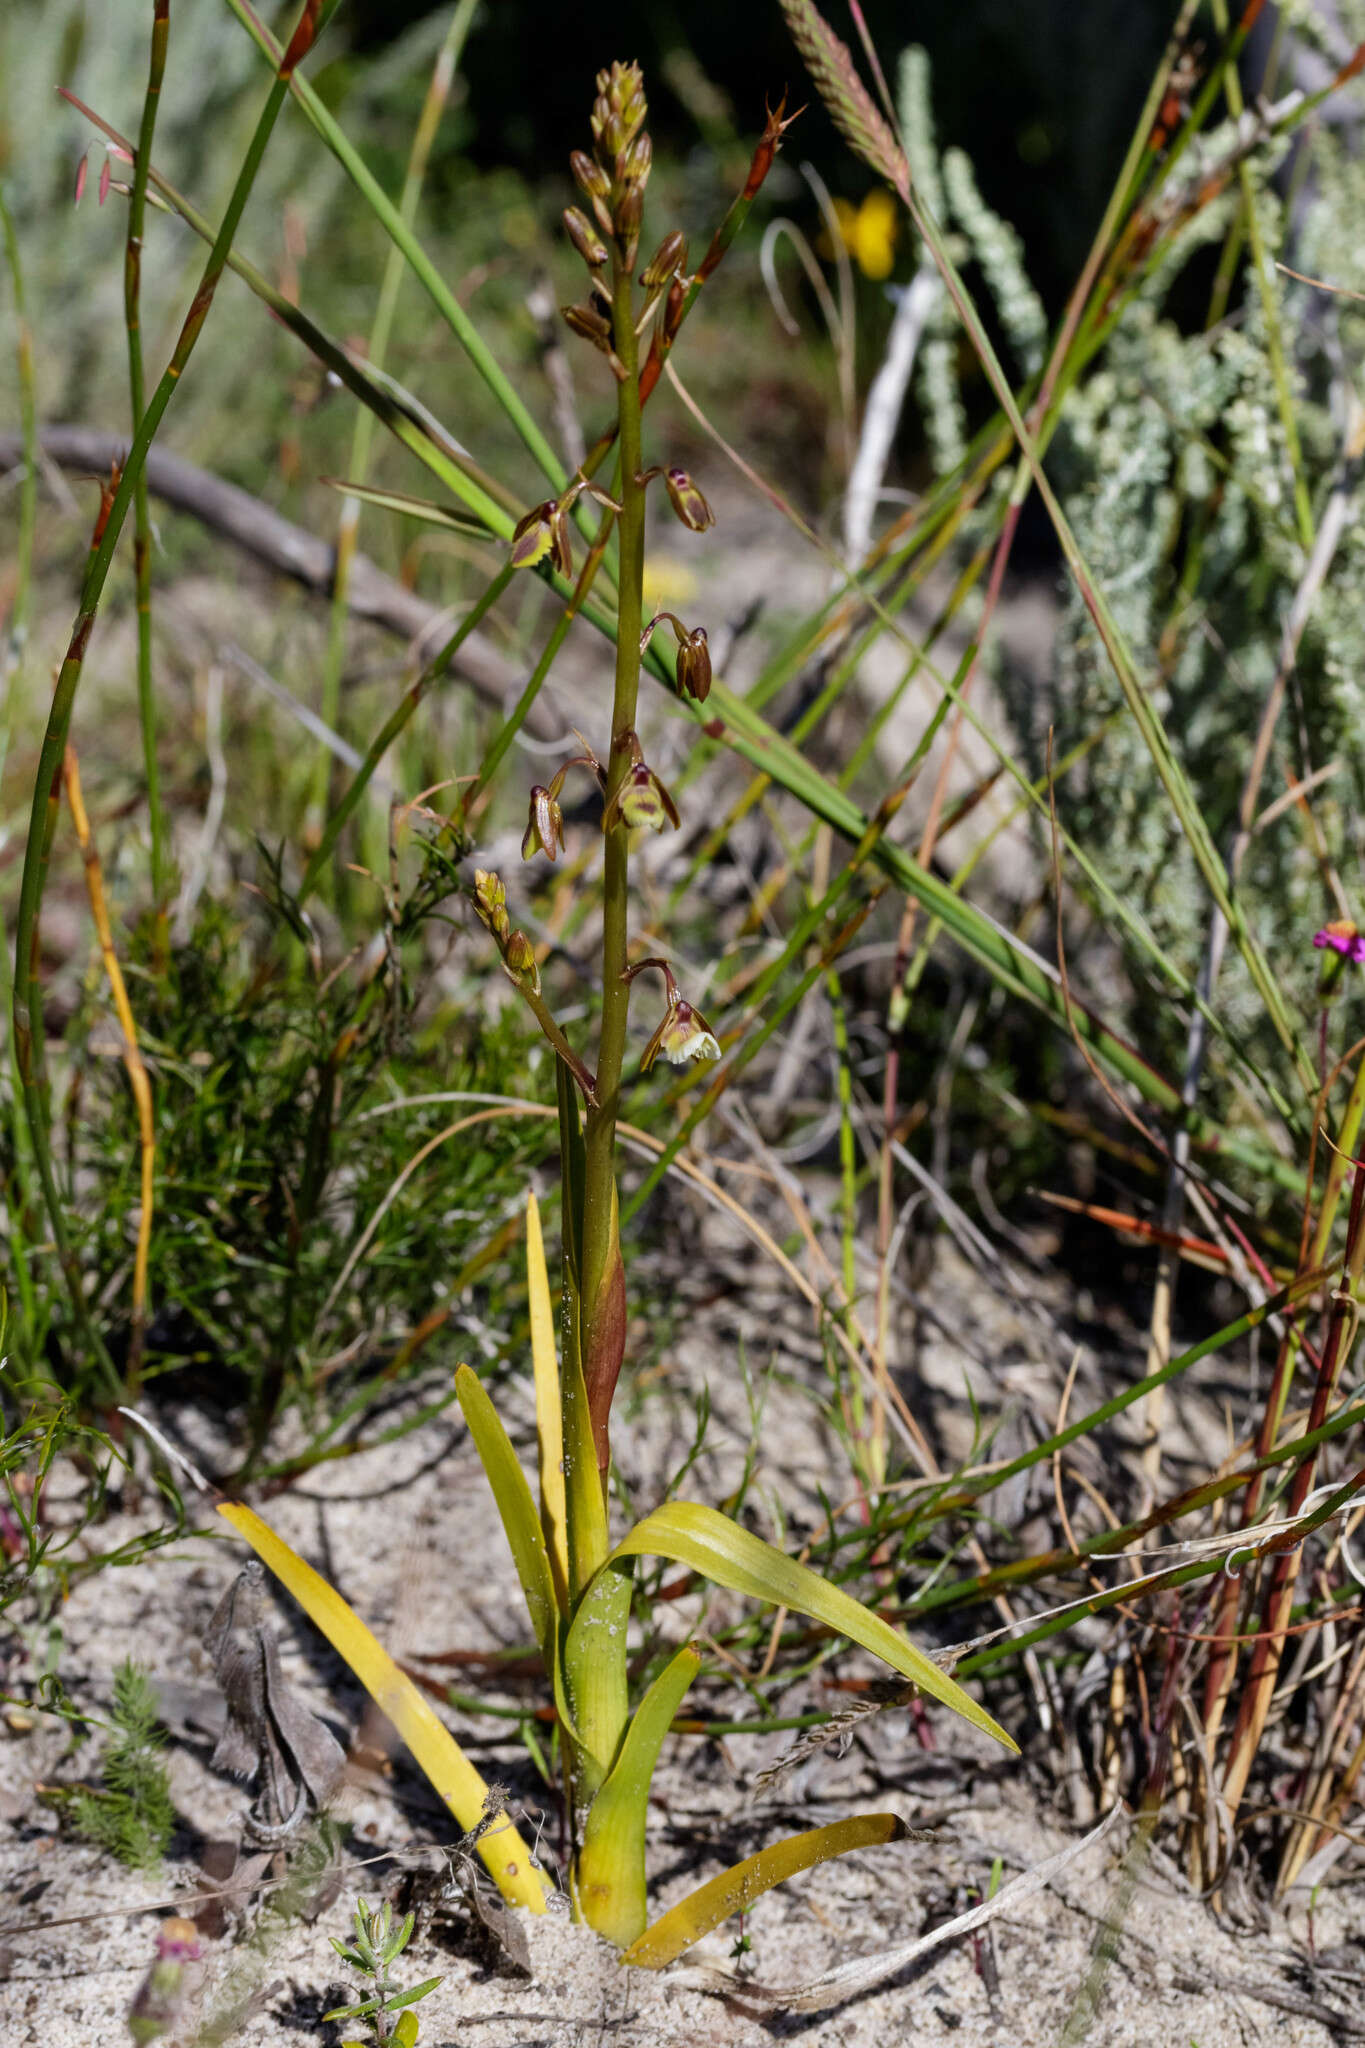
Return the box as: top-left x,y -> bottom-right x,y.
0,183 -> 40,1344
310,0 -> 478,834
11,0 -> 341,1392
222,0 -> 578,516
59,89 -> 518,542
0,183 -> 36,743
125,0 -> 170,912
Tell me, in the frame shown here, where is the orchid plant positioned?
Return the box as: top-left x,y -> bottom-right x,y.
222,59 -> 1015,1957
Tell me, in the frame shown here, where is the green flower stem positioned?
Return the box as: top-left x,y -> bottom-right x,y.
579,259 -> 646,1363
12,0 -> 339,1392
126,0 -> 170,913
518,984 -> 598,1108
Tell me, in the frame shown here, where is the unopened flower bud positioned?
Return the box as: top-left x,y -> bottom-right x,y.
619,131 -> 652,190
675,625 -> 712,703
593,60 -> 647,161
640,229 -> 687,290
570,149 -> 610,200
510,498 -> 572,577
563,206 -> 609,269
662,273 -> 687,343
561,302 -> 614,351
504,929 -> 541,994
591,94 -> 620,155
662,466 -> 715,533
611,191 -> 642,267
473,869 -> 510,944
522,783 -> 566,862
570,150 -> 613,234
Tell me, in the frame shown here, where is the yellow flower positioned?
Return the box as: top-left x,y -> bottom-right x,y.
831,188 -> 898,281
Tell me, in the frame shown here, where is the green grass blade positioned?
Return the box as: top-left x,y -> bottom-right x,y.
609,1501 -> 1016,1750
298,562 -> 513,904
222,0 -> 571,500
525,1193 -> 569,1610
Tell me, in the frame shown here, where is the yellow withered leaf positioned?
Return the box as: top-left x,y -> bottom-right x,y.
218,1500 -> 549,1913
622,1812 -> 910,1968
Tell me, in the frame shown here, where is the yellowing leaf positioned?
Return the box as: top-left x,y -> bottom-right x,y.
525,1192 -> 569,1608
576,1643 -> 701,1946
622,1812 -> 909,1968
454,1364 -> 557,1662
609,1501 -> 1016,1752
217,1501 -> 549,1913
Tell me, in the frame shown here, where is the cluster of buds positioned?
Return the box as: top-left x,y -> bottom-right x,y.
570,60 -> 651,271
641,611 -> 711,703
510,477 -> 621,578
622,958 -> 721,1071
473,870 -> 540,994
602,729 -> 679,836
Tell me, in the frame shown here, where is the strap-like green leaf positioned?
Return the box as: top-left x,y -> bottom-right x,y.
576,1643 -> 701,1946
454,1364 -> 558,1663
562,1560 -> 633,1798
609,1501 -> 1016,1752
622,1812 -> 909,1968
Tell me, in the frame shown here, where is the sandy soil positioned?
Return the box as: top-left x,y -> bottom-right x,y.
3,1222 -> 1363,2048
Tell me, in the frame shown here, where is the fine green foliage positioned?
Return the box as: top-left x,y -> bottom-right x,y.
325,1897 -> 442,2047
70,1659 -> 174,1872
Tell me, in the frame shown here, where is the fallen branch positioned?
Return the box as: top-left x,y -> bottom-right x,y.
0,423 -> 560,737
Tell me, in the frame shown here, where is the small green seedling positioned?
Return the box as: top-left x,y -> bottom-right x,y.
69,1659 -> 174,1872
324,1897 -> 442,2047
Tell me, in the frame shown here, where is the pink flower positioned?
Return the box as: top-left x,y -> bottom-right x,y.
1314,921 -> 1365,965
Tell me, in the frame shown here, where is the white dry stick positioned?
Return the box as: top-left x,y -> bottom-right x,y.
843,263 -> 940,568
173,661 -> 228,944
677,1802 -> 1128,2012
119,1406 -> 213,1494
